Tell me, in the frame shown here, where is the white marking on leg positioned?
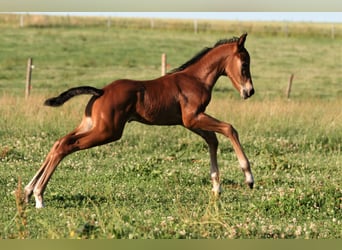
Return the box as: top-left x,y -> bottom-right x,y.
238,158 -> 249,171
76,117 -> 93,135
245,171 -> 254,185
238,158 -> 254,186
34,194 -> 44,208
211,172 -> 222,195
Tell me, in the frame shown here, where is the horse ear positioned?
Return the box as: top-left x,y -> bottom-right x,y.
238,33 -> 248,50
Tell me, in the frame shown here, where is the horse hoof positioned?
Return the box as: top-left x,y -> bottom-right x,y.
211,186 -> 222,197
35,201 -> 45,209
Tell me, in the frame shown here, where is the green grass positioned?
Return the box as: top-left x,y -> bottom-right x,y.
0,14 -> 341,239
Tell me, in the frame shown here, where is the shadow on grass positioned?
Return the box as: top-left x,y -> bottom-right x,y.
48,193 -> 108,209
201,177 -> 242,189
221,179 -> 243,189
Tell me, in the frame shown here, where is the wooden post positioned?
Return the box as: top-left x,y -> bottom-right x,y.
331,24 -> 335,39
194,19 -> 198,34
282,22 -> 289,37
107,16 -> 111,28
25,58 -> 33,99
286,73 -> 294,99
161,53 -> 167,76
20,15 -> 24,28
150,18 -> 154,29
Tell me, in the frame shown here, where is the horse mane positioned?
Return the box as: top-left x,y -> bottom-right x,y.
168,36 -> 240,74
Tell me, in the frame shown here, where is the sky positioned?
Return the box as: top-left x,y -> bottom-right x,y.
29,12 -> 342,23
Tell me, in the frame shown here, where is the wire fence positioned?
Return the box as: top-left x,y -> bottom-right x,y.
0,13 -> 340,38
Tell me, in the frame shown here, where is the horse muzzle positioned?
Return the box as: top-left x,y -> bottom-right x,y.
241,86 -> 254,99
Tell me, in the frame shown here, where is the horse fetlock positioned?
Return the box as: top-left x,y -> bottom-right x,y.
238,158 -> 250,170
34,195 -> 44,208
211,175 -> 222,196
24,186 -> 33,203
244,172 -> 254,189
33,189 -> 44,208
212,185 -> 222,197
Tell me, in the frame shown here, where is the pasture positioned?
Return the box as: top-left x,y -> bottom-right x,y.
0,14 -> 341,239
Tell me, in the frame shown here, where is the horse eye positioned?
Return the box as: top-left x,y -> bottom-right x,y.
242,62 -> 248,68
241,62 -> 249,75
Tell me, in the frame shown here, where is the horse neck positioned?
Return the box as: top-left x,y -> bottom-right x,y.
184,44 -> 234,89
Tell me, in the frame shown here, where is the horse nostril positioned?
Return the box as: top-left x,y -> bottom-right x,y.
242,88 -> 254,99
249,88 -> 255,96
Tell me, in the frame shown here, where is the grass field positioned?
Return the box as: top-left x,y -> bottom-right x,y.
0,14 -> 341,239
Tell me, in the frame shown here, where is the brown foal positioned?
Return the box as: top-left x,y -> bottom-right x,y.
25,33 -> 255,208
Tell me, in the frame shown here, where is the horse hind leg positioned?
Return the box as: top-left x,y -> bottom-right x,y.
27,139 -> 68,208
24,115 -> 92,206
24,153 -> 54,203
26,113 -> 123,208
28,126 -> 117,208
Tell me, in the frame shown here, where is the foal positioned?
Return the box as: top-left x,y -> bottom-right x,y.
25,33 -> 255,208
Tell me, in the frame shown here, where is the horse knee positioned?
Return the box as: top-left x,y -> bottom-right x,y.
223,124 -> 238,139
51,137 -> 76,157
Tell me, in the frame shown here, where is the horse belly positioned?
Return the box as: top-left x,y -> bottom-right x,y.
134,97 -> 182,125
134,106 -> 182,125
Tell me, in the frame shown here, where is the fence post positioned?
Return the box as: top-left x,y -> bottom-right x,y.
286,73 -> 294,99
150,18 -> 154,29
161,53 -> 167,76
283,22 -> 288,37
331,24 -> 335,39
107,16 -> 111,28
194,19 -> 198,34
25,58 -> 33,99
20,15 -> 24,27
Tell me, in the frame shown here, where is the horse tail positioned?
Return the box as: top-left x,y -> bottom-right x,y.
44,86 -> 104,107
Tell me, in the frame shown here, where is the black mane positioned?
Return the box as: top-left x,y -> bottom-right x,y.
168,37 -> 239,74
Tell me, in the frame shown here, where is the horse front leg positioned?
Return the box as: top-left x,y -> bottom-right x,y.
188,129 -> 222,196
185,113 -> 254,189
